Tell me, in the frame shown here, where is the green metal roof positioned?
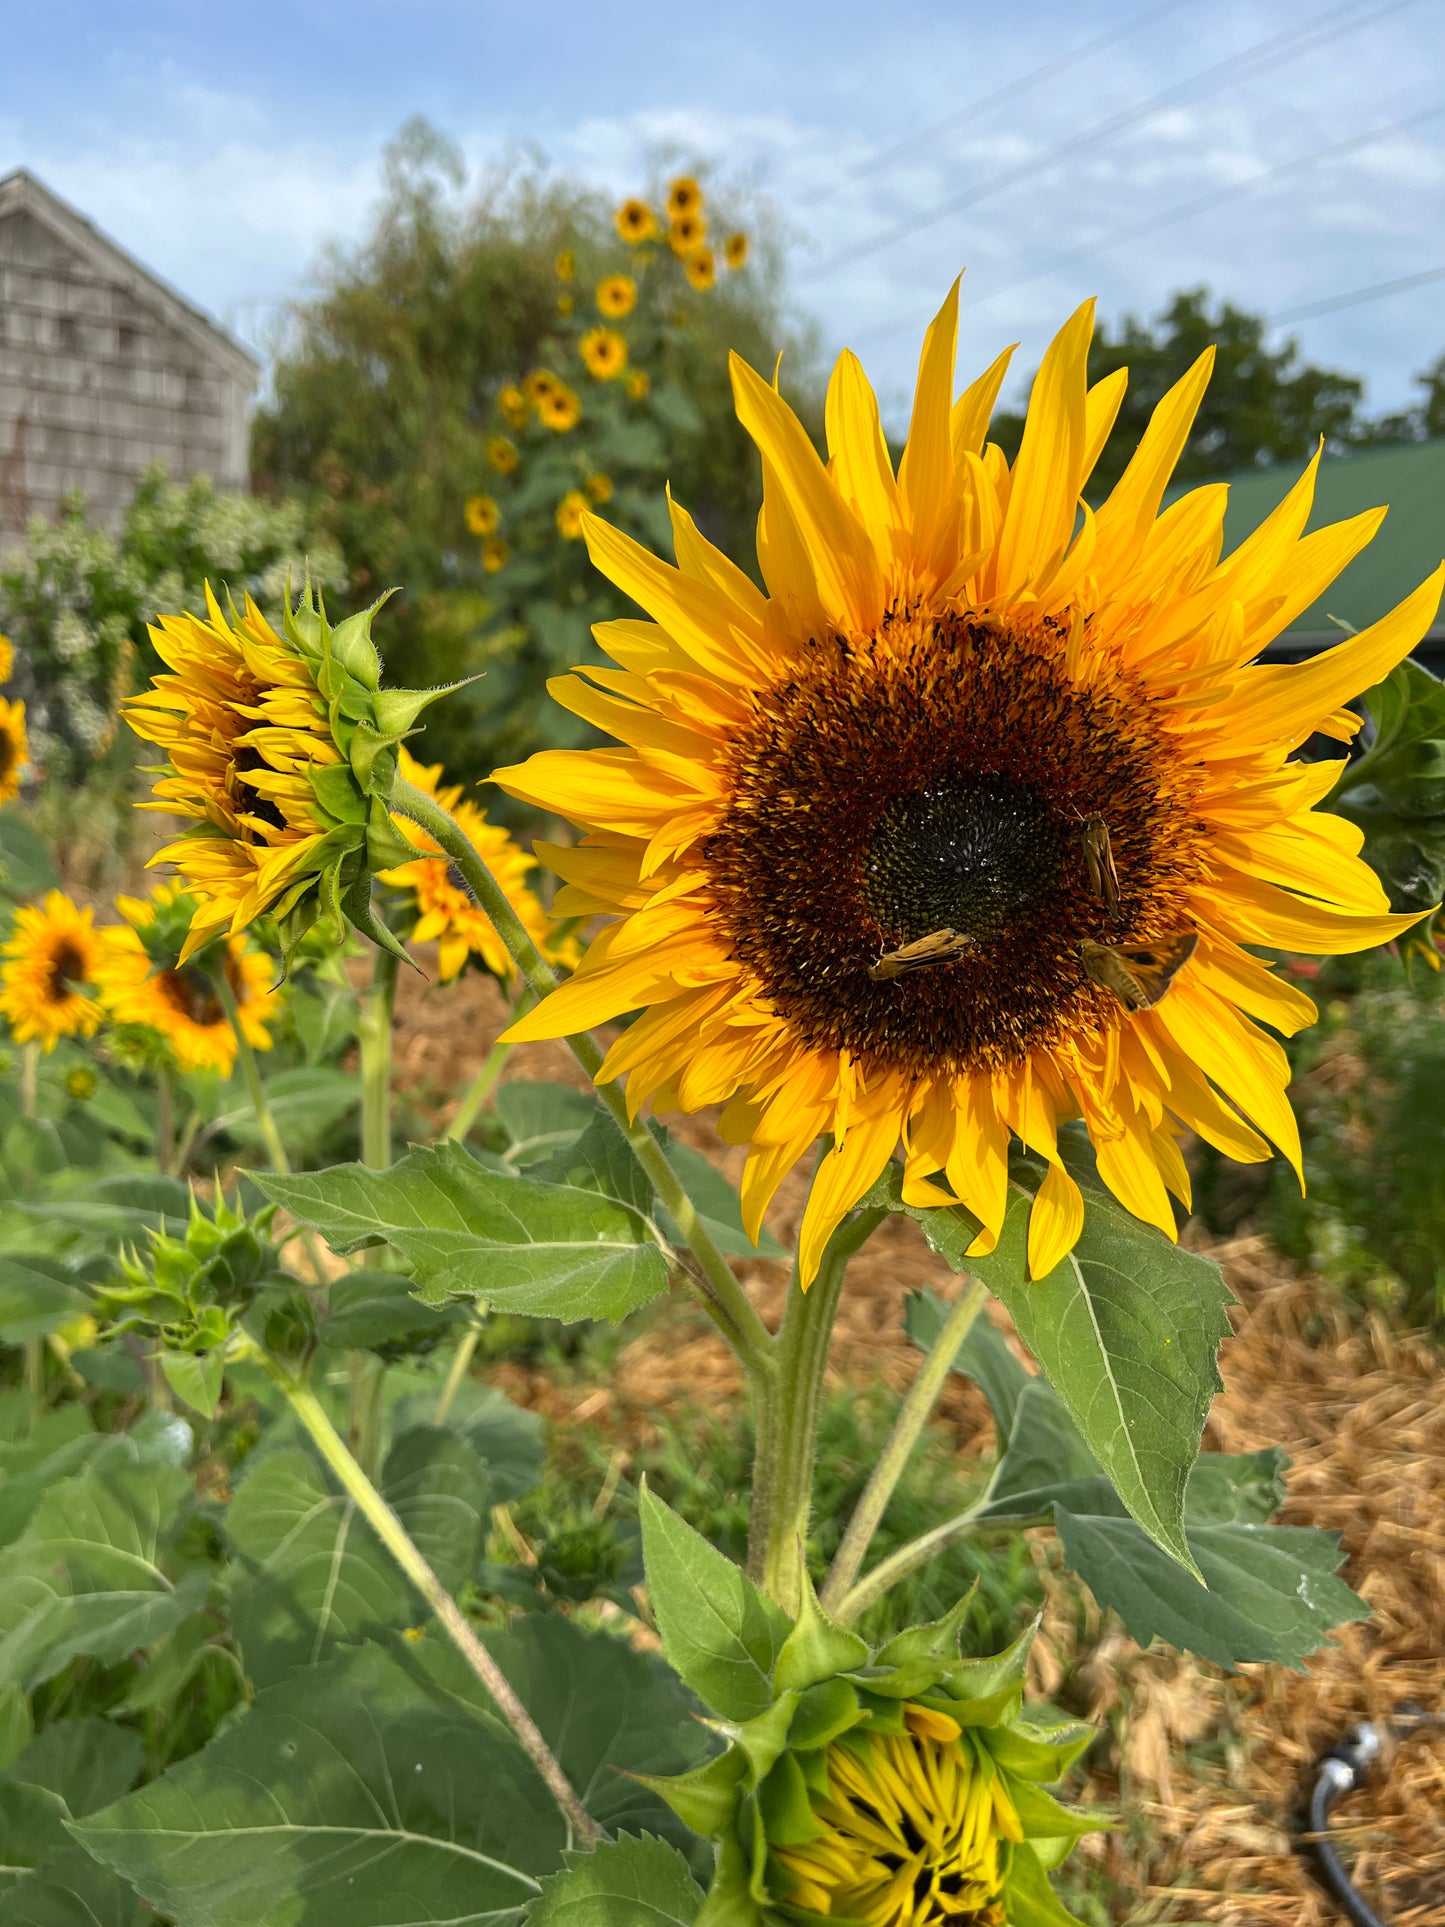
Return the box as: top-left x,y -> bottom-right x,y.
1205,437 -> 1445,641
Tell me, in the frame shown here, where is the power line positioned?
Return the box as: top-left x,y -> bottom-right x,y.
1268,264 -> 1445,324
846,98 -> 1445,350
812,1 -> 1192,206
805,0 -> 1417,279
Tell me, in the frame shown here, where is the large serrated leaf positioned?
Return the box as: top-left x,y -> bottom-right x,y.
639,1485 -> 789,1721
258,1141 -> 669,1323
889,1161 -> 1232,1577
71,1642 -> 565,1927
527,1833 -> 703,1925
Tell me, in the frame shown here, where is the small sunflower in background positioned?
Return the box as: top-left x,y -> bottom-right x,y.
0,693 -> 27,807
685,246 -> 716,291
615,198 -> 658,244
668,212 -> 706,256
481,537 -> 509,574
0,891 -> 106,1050
379,749 -> 578,984
486,435 -> 519,475
524,369 -> 559,405
725,231 -> 749,270
667,176 -> 703,220
579,328 -> 627,380
537,383 -> 581,432
596,273 -> 637,318
555,491 -> 588,540
464,494 -> 500,537
496,282 -> 1443,1284
625,369 -> 650,401
498,384 -> 529,429
556,293 -> 575,317
0,632 -> 13,680
554,249 -> 575,281
97,883 -> 279,1077
584,473 -> 613,505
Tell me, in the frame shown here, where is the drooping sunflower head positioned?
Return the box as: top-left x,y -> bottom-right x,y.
124,584 -> 450,964
0,890 -> 106,1051
495,282 -> 1444,1283
725,230 -> 749,270
0,694 -> 27,807
487,435 -> 519,475
96,881 -> 280,1077
378,748 -> 578,984
666,175 -> 703,220
579,327 -> 628,381
668,212 -> 706,257
685,246 -> 716,292
596,273 -> 637,318
615,198 -> 658,244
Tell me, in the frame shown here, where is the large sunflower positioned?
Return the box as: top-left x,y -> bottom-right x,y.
379,749 -> 578,984
0,891 -> 106,1050
494,287 -> 1443,1283
96,883 -> 279,1076
123,588 -> 342,959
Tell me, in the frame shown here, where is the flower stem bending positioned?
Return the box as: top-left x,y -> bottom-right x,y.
250,1346 -> 601,1848
749,1207 -> 886,1614
820,1276 -> 989,1616
389,775 -> 776,1380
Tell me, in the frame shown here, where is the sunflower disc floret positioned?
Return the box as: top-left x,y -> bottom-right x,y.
642,1580 -> 1100,1926
124,583 -> 458,964
494,283 -> 1444,1283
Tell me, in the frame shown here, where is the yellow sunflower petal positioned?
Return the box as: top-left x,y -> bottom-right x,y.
993,299 -> 1094,598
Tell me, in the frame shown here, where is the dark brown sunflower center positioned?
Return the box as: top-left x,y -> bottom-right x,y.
702,609 -> 1203,1076
0,726 -> 16,782
158,965 -> 225,1028
46,940 -> 87,1001
864,776 -> 1068,946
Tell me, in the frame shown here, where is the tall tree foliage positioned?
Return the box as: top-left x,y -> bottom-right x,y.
252,120 -> 818,780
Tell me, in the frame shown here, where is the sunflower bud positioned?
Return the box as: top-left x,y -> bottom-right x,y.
637,1543 -> 1101,1926
125,583 -> 463,967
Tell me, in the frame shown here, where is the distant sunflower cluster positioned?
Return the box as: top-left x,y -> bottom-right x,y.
463,173 -> 749,574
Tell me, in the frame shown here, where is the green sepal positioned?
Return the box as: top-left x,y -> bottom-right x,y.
870,1579 -> 978,1691
308,761 -> 369,827
851,1688 -> 908,1735
325,598 -> 391,692
346,718 -> 393,793
695,1825 -> 763,1926
980,1707 -> 1097,1782
787,1676 -> 863,1752
943,1615 -> 1038,1708
1002,1839 -> 1091,1924
757,1751 -> 821,1848
365,795 -> 424,874
372,680 -> 475,741
773,1570 -> 871,1694
1007,1776 -> 1111,1848
340,874 -> 412,967
725,1692 -> 800,1783
628,1747 -> 748,1838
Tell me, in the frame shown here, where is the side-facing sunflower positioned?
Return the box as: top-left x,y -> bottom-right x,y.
0,891 -> 106,1050
494,283 -> 1443,1284
579,328 -> 628,381
615,198 -> 658,244
96,883 -> 280,1077
378,749 -> 578,983
0,694 -> 26,806
685,246 -> 717,292
596,273 -> 637,318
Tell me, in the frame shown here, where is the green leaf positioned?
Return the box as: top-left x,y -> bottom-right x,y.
16,1172 -> 190,1242
527,1834 -> 703,1925
393,1379 -> 543,1502
653,1131 -> 786,1259
0,1255 -> 91,1342
319,1270 -> 461,1351
1,1842 -> 149,1927
1005,1840 -> 1090,1926
212,1066 -> 359,1152
1053,1508 -> 1368,1670
639,1484 -> 789,1720
1,1716 -> 143,1816
225,1426 -> 489,1686
257,1140 -> 669,1324
159,1347 -> 225,1418
0,807 -> 57,900
906,1289 -> 1028,1433
0,1408 -> 109,1549
0,1781 -> 73,1873
899,1159 -> 1233,1576
494,1080 -> 603,1165
0,1680 -> 31,1767
71,1642 -> 567,1927
0,1458 -> 207,1689
1184,1448 -> 1288,1525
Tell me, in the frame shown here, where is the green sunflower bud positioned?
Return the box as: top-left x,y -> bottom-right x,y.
637,1494 -> 1102,1926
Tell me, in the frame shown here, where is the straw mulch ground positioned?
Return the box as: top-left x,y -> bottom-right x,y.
392,963 -> 1445,1925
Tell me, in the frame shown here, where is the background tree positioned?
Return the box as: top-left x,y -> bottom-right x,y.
252,120 -> 821,780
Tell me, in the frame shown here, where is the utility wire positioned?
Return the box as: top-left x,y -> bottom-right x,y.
812,1 -> 1192,205
1269,263 -> 1445,323
806,0 -> 1417,278
847,99 -> 1445,349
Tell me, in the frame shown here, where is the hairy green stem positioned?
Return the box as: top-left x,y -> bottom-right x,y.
820,1276 -> 989,1616
435,1324 -> 482,1425
216,975 -> 290,1176
834,1500 -> 1048,1626
748,1208 -> 886,1613
248,1346 -> 599,1847
155,1064 -> 175,1175
389,775 -> 775,1382
445,1033 -> 515,1142
352,945 -> 401,1472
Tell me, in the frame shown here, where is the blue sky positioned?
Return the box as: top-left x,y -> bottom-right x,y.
4,0 -> 1443,427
